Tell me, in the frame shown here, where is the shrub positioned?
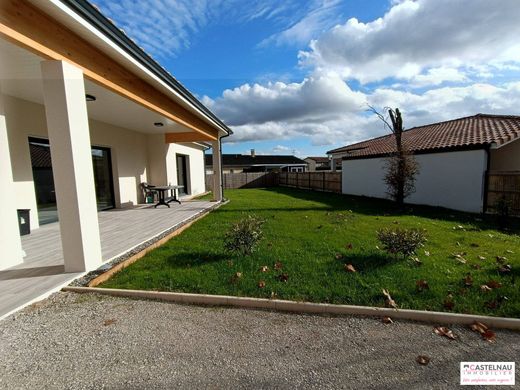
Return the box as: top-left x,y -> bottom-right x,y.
377,227 -> 427,259
494,196 -> 512,230
224,215 -> 264,256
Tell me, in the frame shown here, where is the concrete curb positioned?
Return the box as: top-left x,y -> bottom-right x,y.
62,286 -> 520,330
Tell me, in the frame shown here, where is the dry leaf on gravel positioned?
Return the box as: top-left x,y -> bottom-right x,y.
103,319 -> 117,326
470,321 -> 496,343
416,355 -> 430,365
344,263 -> 356,273
382,289 -> 398,308
433,326 -> 456,340
382,317 -> 393,324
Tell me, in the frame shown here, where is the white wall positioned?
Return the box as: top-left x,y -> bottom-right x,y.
342,149 -> 488,213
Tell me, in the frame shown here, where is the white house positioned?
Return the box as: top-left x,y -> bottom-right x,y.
0,0 -> 230,305
327,114 -> 520,213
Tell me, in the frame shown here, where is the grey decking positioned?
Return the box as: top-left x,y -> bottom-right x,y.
0,201 -> 215,319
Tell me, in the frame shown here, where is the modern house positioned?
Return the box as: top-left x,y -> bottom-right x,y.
327,114 -> 520,213
0,0 -> 230,317
205,150 -> 307,174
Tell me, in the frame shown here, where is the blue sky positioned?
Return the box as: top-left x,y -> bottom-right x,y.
93,0 -> 520,157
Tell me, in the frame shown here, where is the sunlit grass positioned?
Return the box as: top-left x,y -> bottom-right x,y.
102,188 -> 520,317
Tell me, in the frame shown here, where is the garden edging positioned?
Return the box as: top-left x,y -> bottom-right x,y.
62,286 -> 520,330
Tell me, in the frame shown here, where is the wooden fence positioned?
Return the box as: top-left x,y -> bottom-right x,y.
486,172 -> 520,215
206,172 -> 278,191
278,171 -> 342,193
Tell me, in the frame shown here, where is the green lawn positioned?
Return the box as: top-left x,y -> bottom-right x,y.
102,188 -> 520,317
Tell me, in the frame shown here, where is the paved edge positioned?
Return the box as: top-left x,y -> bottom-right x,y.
62,286 -> 520,330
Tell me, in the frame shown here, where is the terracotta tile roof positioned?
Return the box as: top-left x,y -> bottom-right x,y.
327,114 -> 520,159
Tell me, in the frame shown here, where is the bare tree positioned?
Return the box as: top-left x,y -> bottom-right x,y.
368,106 -> 419,206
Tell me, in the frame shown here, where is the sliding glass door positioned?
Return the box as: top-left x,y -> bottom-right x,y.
29,137 -> 115,225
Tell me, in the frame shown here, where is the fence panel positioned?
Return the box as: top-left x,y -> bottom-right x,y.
278,171 -> 342,193
486,172 -> 520,215
206,172 -> 278,191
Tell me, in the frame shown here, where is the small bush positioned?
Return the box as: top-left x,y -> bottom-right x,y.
224,215 -> 265,256
495,196 -> 512,230
377,227 -> 427,259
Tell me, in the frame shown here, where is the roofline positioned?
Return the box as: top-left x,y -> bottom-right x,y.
326,113 -> 520,155
341,144 -> 488,161
59,0 -> 232,136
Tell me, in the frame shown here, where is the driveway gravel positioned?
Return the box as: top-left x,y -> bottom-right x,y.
0,292 -> 518,389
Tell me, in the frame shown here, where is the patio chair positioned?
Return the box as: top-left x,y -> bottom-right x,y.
140,182 -> 158,204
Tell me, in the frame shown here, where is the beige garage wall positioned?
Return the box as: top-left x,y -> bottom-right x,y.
4,95 -> 150,228
490,139 -> 520,171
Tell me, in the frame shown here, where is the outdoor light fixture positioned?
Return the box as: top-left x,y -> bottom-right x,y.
85,94 -> 96,101
154,122 -> 164,127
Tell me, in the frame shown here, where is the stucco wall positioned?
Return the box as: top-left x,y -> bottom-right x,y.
489,139 -> 520,172
342,149 -> 488,213
4,95 -> 206,230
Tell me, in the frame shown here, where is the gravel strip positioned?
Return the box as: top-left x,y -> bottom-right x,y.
0,292 -> 518,389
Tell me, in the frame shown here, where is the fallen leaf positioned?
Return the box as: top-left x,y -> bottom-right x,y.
382,289 -> 398,308
277,273 -> 289,282
463,273 -> 473,287
485,300 -> 499,309
487,280 -> 502,289
375,245 -> 381,250
443,294 -> 455,310
335,253 -> 343,260
498,265 -> 512,274
478,255 -> 486,261
274,261 -> 283,270
416,279 -> 429,291
496,256 -> 508,264
230,272 -> 243,283
412,257 -> 422,265
471,264 -> 482,270
346,243 -> 353,250
382,316 -> 393,324
424,250 -> 431,257
416,355 -> 430,365
434,326 -> 456,340
506,249 -> 514,254
480,285 -> 492,292
344,263 -> 356,273
258,280 -> 266,288
270,291 -> 277,299
103,319 -> 116,326
259,265 -> 269,273
482,329 -> 496,343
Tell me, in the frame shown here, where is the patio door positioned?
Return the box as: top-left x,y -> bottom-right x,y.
176,154 -> 189,195
29,137 -> 115,225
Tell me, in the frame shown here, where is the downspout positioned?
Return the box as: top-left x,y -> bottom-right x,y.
482,145 -> 492,214
219,131 -> 231,200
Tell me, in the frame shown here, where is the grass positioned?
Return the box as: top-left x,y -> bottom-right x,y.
102,188 -> 520,317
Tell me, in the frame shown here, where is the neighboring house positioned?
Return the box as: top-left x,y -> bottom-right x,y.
327,114 -> 520,213
206,150 -> 308,173
0,0 -> 230,273
304,156 -> 330,171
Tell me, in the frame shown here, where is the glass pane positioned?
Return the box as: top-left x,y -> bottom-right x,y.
91,147 -> 114,210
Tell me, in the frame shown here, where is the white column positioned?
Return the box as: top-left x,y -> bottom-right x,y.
212,139 -> 223,201
331,157 -> 337,172
41,60 -> 102,272
0,86 -> 24,270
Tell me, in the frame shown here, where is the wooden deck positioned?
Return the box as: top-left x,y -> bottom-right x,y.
0,200 -> 215,319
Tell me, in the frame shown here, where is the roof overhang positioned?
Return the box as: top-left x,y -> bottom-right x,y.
0,0 -> 231,142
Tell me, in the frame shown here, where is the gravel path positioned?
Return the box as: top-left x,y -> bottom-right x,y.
0,292 -> 518,389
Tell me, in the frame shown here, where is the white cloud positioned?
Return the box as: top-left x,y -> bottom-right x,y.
259,0 -> 343,47
300,0 -> 520,84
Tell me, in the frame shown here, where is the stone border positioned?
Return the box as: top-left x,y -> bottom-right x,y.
70,200 -> 226,287
62,286 -> 520,330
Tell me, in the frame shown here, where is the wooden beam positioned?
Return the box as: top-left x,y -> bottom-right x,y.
164,132 -> 214,143
0,0 -> 218,141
